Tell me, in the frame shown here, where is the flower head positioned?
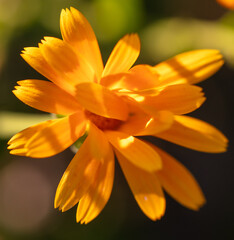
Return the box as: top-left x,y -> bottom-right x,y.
8,7 -> 228,224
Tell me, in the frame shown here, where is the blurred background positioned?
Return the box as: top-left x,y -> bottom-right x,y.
0,0 -> 233,239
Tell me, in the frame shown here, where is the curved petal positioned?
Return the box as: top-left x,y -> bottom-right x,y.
60,7 -> 103,79
105,130 -> 162,172
13,80 -> 81,115
115,150 -> 165,221
151,145 -> 206,210
8,112 -> 87,158
76,82 -> 129,120
152,49 -> 224,85
76,146 -> 114,224
155,115 -> 228,153
54,123 -> 111,212
118,110 -> 173,136
125,84 -> 205,115
21,47 -> 76,96
39,37 -> 97,87
101,65 -> 159,91
102,34 -> 140,77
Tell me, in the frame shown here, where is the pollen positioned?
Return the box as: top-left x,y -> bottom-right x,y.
85,110 -> 122,131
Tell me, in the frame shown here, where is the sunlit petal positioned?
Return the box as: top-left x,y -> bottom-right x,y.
21,47 -> 75,95
13,80 -> 81,115
118,110 -> 173,136
77,146 -> 114,224
8,112 -> 87,158
151,145 -> 206,210
102,34 -> 140,76
115,150 -> 165,220
55,123 -> 111,212
126,84 -> 206,115
152,49 -> 224,85
40,37 -> 97,87
155,115 -> 228,153
76,82 -> 129,120
101,65 -> 159,91
60,7 -> 103,79
105,130 -> 162,172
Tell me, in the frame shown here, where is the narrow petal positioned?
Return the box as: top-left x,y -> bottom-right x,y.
60,7 -> 103,79
152,49 -> 224,85
126,84 -> 205,115
8,112 -> 87,158
118,110 -> 173,136
39,37 -> 97,88
101,65 -> 159,91
115,150 -> 165,221
76,146 -> 114,224
55,123 -> 111,212
13,80 -> 81,115
75,82 -> 128,120
21,47 -> 75,96
155,115 -> 228,153
102,34 -> 140,76
151,145 -> 206,210
105,131 -> 162,172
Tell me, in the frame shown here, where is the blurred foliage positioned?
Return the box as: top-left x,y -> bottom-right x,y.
0,0 -> 234,239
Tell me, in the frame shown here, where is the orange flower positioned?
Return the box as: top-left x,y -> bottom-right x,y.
217,0 -> 234,9
8,7 -> 228,224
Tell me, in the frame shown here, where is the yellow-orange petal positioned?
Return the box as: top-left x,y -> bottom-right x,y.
8,111 -> 87,158
118,111 -> 173,136
55,123 -> 111,212
155,115 -> 228,153
76,146 -> 114,224
101,65 -> 159,91
115,150 -> 165,221
127,84 -> 205,115
60,7 -> 103,79
21,47 -> 75,95
102,34 -> 140,77
39,37 -> 97,87
151,145 -> 206,210
217,0 -> 234,9
105,130 -> 162,172
13,80 -> 81,115
75,82 -> 128,121
152,49 -> 224,85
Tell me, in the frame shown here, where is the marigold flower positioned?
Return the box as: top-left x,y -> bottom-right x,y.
8,7 -> 228,224
217,0 -> 234,9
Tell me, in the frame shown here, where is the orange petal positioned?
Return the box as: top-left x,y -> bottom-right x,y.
75,82 -> 128,120
115,150 -> 165,221
105,131 -> 162,172
151,145 -> 206,210
217,0 -> 234,9
8,112 -> 87,158
101,65 -> 159,91
155,115 -> 228,153
60,7 -> 103,79
102,34 -> 140,76
127,84 -> 205,115
152,49 -> 224,85
13,80 -> 81,115
118,110 -> 173,136
76,146 -> 114,224
55,123 -> 111,212
40,37 -> 97,87
21,47 -> 75,96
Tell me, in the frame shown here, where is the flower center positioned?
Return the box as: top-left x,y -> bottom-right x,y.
85,110 -> 122,131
